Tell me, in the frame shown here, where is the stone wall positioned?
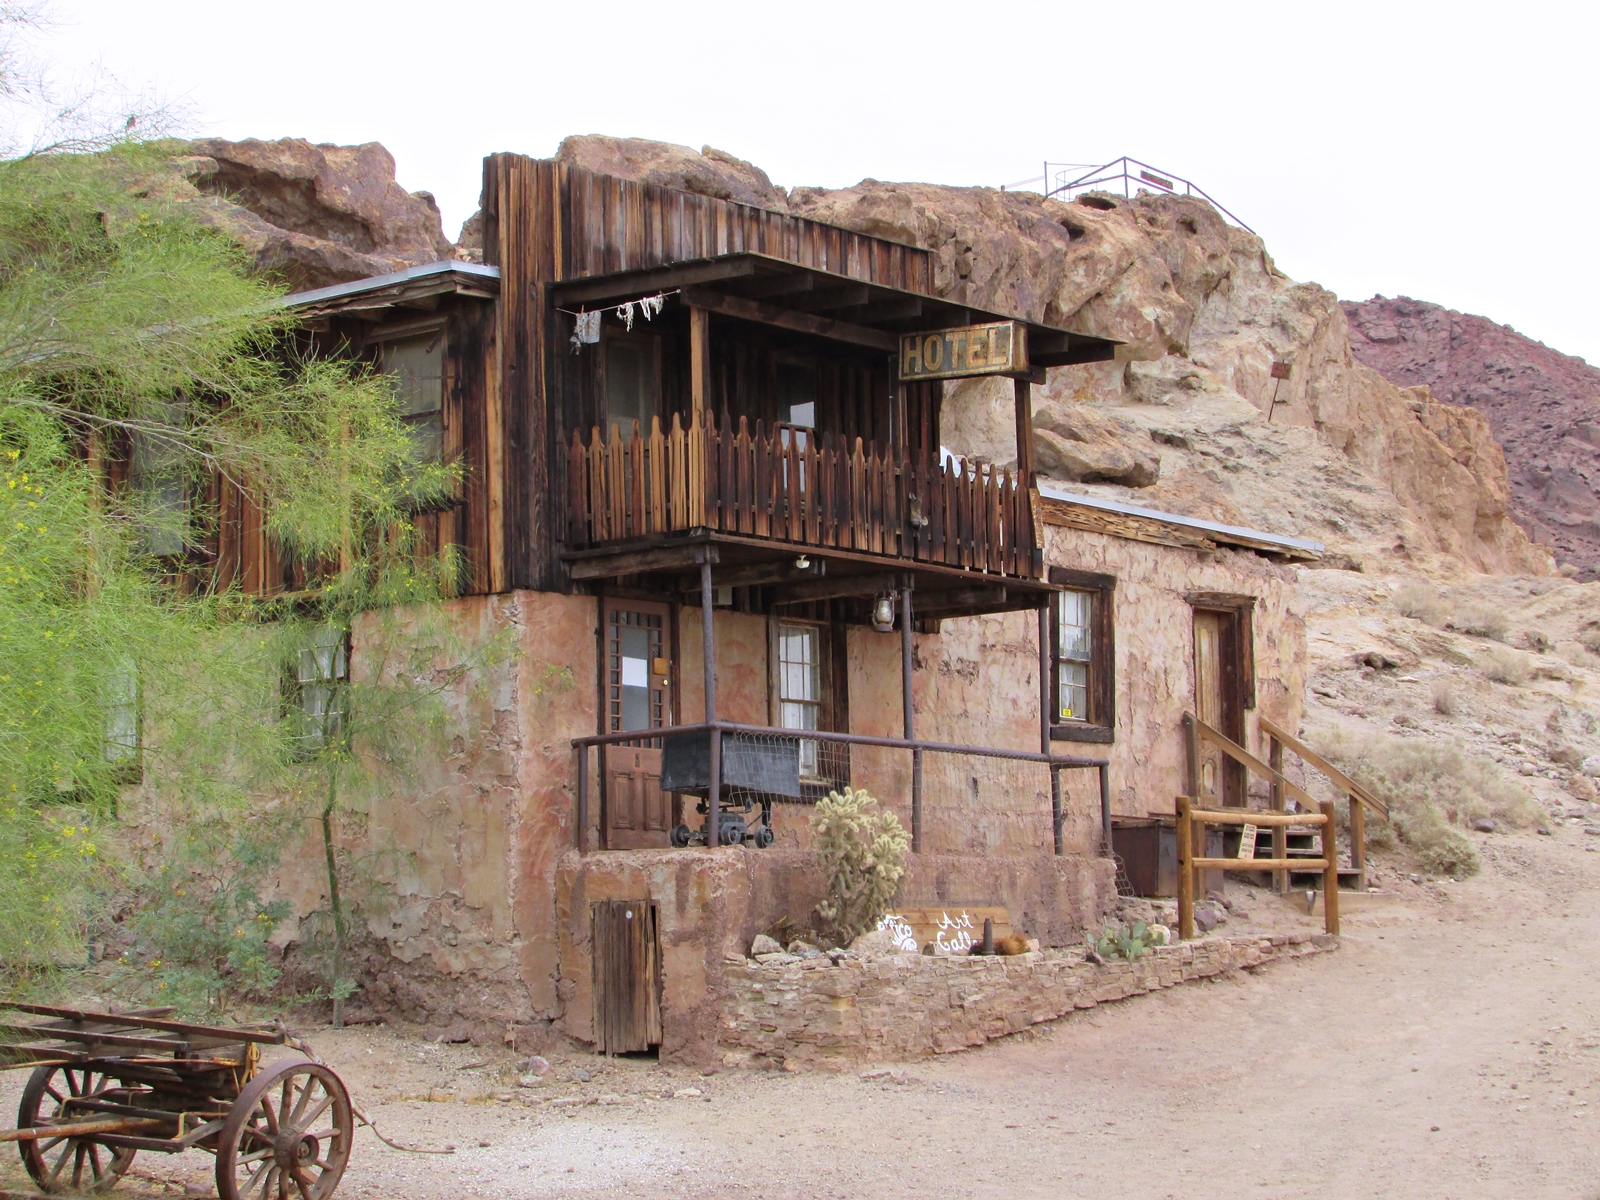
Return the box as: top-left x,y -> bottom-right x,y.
719,932 -> 1336,1070
554,847 -> 1112,1063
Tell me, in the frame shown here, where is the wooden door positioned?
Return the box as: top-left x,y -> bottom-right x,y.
1193,609 -> 1228,807
602,598 -> 674,849
591,899 -> 662,1054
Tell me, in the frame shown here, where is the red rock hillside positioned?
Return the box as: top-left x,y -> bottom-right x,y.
1344,296 -> 1600,579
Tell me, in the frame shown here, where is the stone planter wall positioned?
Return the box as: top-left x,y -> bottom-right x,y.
719,932 -> 1336,1070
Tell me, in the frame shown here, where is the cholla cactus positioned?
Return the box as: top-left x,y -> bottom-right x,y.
810,787 -> 910,946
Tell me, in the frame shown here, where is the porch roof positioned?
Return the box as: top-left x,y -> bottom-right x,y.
279,260 -> 501,319
1036,483 -> 1325,561
549,252 -> 1118,369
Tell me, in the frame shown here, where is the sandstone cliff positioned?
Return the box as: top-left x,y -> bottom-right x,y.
1344,296 -> 1600,579
166,137 -> 455,291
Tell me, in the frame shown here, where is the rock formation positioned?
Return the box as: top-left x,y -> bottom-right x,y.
168,138 -> 455,291
1344,296 -> 1600,579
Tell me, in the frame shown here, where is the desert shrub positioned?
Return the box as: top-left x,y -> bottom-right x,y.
1558,642 -> 1595,669
1393,579 -> 1446,625
1452,602 -> 1509,642
1480,646 -> 1532,686
1318,731 -> 1548,878
1430,677 -> 1459,715
810,787 -> 909,948
1580,626 -> 1600,656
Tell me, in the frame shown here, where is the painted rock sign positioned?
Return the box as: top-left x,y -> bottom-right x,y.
898,322 -> 1028,382
877,906 -> 1013,954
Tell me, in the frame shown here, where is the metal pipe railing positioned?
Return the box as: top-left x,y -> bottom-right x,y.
571,720 -> 1109,855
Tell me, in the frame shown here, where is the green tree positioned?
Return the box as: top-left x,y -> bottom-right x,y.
0,11 -> 456,989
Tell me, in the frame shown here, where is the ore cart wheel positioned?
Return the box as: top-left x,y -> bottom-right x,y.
215,1057 -> 352,1200
18,1064 -> 137,1193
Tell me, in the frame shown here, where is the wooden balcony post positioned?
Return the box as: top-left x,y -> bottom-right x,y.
701,552 -> 720,848
1014,377 -> 1035,487
1269,733 -> 1288,894
690,306 -> 711,423
575,745 -> 589,853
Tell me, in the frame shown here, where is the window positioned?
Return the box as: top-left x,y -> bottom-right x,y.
1057,590 -> 1092,722
104,663 -> 141,780
129,404 -> 187,557
286,626 -> 349,757
776,621 -> 822,777
608,606 -> 665,735
604,335 -> 659,442
379,332 -> 444,462
1049,569 -> 1116,743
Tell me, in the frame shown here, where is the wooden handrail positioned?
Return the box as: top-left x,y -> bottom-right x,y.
1179,806 -> 1327,828
1178,794 -> 1338,939
1260,716 -> 1389,822
1187,714 -> 1322,812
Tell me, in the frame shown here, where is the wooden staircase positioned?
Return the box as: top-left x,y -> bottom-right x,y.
1185,713 -> 1389,894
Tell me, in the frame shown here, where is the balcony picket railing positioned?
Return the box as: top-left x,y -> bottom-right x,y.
565,412 -> 1041,579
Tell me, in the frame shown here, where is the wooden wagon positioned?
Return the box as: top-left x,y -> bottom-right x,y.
1,1003 -> 350,1199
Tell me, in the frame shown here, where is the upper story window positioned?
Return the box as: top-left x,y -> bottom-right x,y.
378,331 -> 444,462
1049,569 -> 1116,743
604,332 -> 659,442
129,404 -> 187,558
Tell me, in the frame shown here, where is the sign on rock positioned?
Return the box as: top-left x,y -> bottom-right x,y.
878,906 -> 1013,954
898,322 -> 1028,382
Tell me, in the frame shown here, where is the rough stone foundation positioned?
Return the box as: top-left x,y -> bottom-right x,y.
719,932 -> 1336,1070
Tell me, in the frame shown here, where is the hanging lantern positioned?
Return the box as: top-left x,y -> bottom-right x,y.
871,592 -> 897,633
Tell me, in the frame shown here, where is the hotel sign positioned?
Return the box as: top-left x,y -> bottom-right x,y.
898,321 -> 1028,382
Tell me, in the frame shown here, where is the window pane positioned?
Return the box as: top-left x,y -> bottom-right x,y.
777,364 -> 817,427
777,624 -> 820,708
1059,661 -> 1089,722
105,665 -> 138,762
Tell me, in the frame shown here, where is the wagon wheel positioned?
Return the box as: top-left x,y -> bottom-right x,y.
17,1064 -> 137,1194
215,1057 -> 352,1200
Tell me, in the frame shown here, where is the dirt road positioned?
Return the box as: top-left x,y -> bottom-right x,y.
8,826 -> 1600,1200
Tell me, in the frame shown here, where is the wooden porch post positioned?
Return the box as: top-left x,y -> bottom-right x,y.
1320,800 -> 1341,935
1348,792 -> 1366,890
1176,794 -> 1194,940
690,306 -> 711,424
701,552 -> 720,848
902,581 -> 920,854
1014,377 -> 1036,487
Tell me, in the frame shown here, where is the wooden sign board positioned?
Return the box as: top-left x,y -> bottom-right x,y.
1237,822 -> 1258,861
898,322 -> 1028,382
878,906 -> 1012,954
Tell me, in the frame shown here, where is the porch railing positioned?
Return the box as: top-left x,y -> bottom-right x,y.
571,720 -> 1107,856
565,413 -> 1042,578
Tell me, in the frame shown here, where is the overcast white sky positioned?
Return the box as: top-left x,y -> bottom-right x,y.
32,1 -> 1600,363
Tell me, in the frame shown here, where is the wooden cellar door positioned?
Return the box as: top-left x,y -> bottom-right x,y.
591,899 -> 662,1055
602,598 -> 675,849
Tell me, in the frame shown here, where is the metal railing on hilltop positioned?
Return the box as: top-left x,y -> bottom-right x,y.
1001,156 -> 1254,234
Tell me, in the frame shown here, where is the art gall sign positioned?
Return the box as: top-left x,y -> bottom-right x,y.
898,322 -> 1028,382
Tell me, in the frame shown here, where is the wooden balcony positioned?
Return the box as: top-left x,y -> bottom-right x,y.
564,412 -> 1042,580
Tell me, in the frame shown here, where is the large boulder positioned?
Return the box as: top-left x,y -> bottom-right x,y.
1034,402 -> 1160,487
554,136 -> 789,212
173,138 -> 455,291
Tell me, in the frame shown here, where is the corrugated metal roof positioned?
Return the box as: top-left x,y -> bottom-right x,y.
1037,482 -> 1324,556
279,260 -> 501,309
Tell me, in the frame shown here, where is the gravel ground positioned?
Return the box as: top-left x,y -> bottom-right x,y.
5,825 -> 1600,1199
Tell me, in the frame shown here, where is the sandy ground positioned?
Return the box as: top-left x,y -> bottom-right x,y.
7,824 -> 1600,1200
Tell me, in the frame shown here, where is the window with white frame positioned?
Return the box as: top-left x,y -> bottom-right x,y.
776,621 -> 822,777
1057,589 -> 1093,723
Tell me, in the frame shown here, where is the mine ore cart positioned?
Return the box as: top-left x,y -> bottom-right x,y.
1,1003 -> 351,1200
